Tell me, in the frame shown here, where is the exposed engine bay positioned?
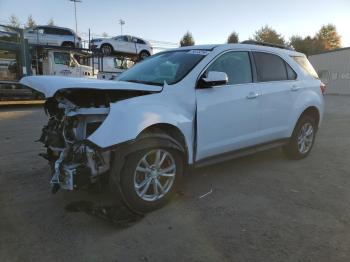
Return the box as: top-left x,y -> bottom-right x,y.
38,88 -> 151,193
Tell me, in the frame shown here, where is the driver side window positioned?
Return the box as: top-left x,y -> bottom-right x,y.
207,51 -> 252,85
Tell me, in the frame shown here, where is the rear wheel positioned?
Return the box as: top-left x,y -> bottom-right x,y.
283,115 -> 316,159
139,50 -> 150,60
111,143 -> 184,213
101,44 -> 113,55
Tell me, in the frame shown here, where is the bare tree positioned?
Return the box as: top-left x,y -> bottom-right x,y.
47,18 -> 55,26
25,15 -> 36,29
8,14 -> 21,28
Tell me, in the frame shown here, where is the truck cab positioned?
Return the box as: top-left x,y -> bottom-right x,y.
39,50 -> 97,78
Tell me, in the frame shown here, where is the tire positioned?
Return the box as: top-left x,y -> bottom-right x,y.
283,115 -> 317,160
101,44 -> 113,55
139,50 -> 150,60
61,42 -> 75,48
110,142 -> 184,213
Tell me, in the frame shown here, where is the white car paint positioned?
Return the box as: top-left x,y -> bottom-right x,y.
90,35 -> 153,56
24,25 -> 82,48
21,43 -> 324,165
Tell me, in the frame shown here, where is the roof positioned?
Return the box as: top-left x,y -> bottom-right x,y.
167,43 -> 304,56
34,25 -> 75,32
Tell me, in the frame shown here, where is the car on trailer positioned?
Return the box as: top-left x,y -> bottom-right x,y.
90,35 -> 153,59
24,25 -> 82,48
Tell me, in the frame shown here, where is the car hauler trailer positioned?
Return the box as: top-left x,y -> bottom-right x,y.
0,24 -> 97,100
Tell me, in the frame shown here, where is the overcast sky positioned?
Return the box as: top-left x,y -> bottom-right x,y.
0,0 -> 349,46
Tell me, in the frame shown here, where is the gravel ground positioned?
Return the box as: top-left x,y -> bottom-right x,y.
1,95 -> 350,262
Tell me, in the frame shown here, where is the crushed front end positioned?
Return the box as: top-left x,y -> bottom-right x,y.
38,90 -> 113,193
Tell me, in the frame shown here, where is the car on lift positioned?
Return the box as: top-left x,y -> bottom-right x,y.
90,35 -> 153,59
24,25 -> 82,48
21,42 -> 325,213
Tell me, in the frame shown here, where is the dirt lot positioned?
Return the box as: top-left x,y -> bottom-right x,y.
1,95 -> 350,262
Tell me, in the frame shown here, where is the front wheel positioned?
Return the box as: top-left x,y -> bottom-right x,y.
101,44 -> 113,55
283,115 -> 317,159
112,147 -> 183,213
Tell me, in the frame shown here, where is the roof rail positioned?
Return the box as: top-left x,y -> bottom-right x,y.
241,40 -> 293,50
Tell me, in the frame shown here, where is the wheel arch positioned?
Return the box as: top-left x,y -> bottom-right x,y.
139,49 -> 150,55
61,41 -> 74,47
299,106 -> 320,128
101,42 -> 114,51
137,123 -> 189,162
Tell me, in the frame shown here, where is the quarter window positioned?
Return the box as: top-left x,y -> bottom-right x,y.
207,51 -> 252,85
253,52 -> 288,82
286,62 -> 297,80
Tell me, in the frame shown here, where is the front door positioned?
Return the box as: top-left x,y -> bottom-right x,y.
196,51 -> 262,161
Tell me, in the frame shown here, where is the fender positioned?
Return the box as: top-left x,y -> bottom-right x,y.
288,86 -> 324,136
87,93 -> 195,164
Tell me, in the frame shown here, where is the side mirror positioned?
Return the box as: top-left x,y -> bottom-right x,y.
197,71 -> 228,88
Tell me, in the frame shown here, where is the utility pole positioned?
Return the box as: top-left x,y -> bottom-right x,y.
119,19 -> 125,35
69,0 -> 82,45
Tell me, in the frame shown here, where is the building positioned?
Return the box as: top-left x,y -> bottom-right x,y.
309,47 -> 350,95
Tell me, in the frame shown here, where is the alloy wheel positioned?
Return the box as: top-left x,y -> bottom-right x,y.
133,149 -> 176,202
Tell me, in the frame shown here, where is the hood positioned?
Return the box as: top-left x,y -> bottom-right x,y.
20,76 -> 162,98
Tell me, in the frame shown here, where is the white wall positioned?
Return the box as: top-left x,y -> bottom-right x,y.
309,48 -> 350,95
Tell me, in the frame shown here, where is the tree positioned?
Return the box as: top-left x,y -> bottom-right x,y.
47,18 -> 55,26
227,31 -> 239,43
316,24 -> 341,50
290,35 -> 318,56
8,14 -> 21,28
25,15 -> 36,29
180,31 -> 195,47
253,25 -> 285,45
102,32 -> 109,37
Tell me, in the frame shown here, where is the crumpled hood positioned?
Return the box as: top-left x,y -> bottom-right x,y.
20,76 -> 162,98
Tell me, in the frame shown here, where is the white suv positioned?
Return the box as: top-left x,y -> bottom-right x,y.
21,42 -> 325,213
90,35 -> 153,59
24,25 -> 82,48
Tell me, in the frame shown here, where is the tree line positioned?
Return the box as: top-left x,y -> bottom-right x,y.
7,14 -> 55,29
180,24 -> 342,56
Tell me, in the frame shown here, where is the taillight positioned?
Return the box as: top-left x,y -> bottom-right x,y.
320,82 -> 326,95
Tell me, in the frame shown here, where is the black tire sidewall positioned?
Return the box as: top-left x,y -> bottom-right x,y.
119,147 -> 183,213
101,44 -> 112,55
285,115 -> 316,159
139,51 -> 149,60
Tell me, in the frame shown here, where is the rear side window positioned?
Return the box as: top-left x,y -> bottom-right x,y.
292,56 -> 319,79
207,51 -> 252,85
253,52 -> 288,82
136,38 -> 146,44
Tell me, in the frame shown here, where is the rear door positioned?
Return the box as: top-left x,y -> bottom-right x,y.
114,36 -> 135,54
195,51 -> 262,161
252,51 -> 297,142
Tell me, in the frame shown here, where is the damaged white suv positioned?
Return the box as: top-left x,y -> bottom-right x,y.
21,42 -> 325,213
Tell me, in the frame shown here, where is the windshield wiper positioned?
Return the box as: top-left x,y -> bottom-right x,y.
123,80 -> 163,86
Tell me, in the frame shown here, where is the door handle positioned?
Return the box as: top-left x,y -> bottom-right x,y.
291,85 -> 300,91
246,92 -> 259,99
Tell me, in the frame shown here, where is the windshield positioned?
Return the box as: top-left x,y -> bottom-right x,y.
118,50 -> 209,85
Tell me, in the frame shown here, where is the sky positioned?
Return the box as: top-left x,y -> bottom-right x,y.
0,0 -> 349,47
